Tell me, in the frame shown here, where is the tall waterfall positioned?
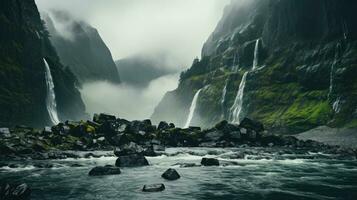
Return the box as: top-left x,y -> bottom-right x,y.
184,88 -> 203,128
220,80 -> 228,118
44,58 -> 60,125
229,72 -> 248,123
252,39 -> 260,70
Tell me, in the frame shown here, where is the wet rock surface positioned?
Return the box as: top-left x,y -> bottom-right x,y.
88,166 -> 121,176
161,168 -> 180,180
142,183 -> 165,192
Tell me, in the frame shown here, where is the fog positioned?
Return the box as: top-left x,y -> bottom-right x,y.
36,0 -> 229,65
35,0 -> 229,120
80,74 -> 179,120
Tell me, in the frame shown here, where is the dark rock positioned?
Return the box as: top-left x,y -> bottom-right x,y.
239,118 -> 264,133
204,130 -> 224,142
158,121 -> 170,130
201,158 -> 219,166
94,113 -> 116,123
169,123 -> 175,128
143,146 -> 157,157
142,183 -> 165,192
115,154 -> 149,167
88,166 -> 121,176
114,142 -> 144,156
161,168 -> 180,180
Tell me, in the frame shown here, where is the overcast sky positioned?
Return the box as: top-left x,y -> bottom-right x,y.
36,0 -> 229,68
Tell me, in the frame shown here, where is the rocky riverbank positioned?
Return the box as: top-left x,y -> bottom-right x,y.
1,113 -> 356,163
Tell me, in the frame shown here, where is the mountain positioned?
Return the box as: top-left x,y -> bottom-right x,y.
152,0 -> 357,133
115,53 -> 177,87
0,0 -> 86,127
43,11 -> 120,84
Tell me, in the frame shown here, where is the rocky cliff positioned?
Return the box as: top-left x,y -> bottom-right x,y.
152,0 -> 357,133
0,0 -> 86,127
43,11 -> 120,84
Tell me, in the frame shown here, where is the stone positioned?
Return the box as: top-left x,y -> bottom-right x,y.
88,166 -> 121,176
201,158 -> 219,166
115,154 -> 149,167
142,183 -> 165,192
161,168 -> 180,180
239,118 -> 264,133
114,142 -> 144,156
158,121 -> 170,130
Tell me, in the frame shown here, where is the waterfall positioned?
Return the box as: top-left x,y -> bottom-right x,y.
229,72 -> 248,123
328,43 -> 341,100
220,80 -> 228,118
252,39 -> 260,70
184,88 -> 203,128
44,58 -> 60,125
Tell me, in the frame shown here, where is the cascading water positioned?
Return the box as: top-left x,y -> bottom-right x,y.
252,39 -> 260,70
220,80 -> 228,119
184,88 -> 203,128
229,38 -> 261,123
44,58 -> 60,125
328,43 -> 342,113
229,72 -> 248,123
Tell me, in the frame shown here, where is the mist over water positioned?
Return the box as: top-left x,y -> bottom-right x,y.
80,73 -> 179,120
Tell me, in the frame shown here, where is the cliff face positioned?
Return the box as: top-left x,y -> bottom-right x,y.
152,0 -> 357,133
0,0 -> 86,127
43,12 -> 120,84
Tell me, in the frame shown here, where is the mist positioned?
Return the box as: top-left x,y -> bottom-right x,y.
80,74 -> 179,120
36,0 -> 229,66
35,0 -> 229,121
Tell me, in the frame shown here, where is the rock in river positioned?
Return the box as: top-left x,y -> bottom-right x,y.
201,158 -> 220,166
161,168 -> 180,180
142,183 -> 165,192
88,166 -> 121,176
115,154 -> 149,167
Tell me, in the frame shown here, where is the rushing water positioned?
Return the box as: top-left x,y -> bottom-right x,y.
184,88 -> 203,128
252,39 -> 260,71
44,58 -> 60,125
220,80 -> 228,119
229,72 -> 248,124
1,147 -> 356,200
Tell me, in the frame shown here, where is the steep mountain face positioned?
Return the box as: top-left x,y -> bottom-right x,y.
0,0 -> 86,127
152,0 -> 357,133
115,53 -> 177,87
43,11 -> 120,84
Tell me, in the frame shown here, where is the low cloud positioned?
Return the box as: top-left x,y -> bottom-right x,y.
80,73 -> 179,121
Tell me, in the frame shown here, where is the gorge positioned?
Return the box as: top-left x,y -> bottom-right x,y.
1,0 -> 357,199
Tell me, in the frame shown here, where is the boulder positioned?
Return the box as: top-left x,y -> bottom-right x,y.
239,118 -> 264,133
143,146 -> 157,157
161,168 -> 180,180
94,113 -> 116,123
201,158 -> 219,166
142,183 -> 165,192
158,121 -> 170,130
115,154 -> 149,167
169,123 -> 175,129
88,166 -> 121,176
114,142 -> 144,156
204,130 -> 224,142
